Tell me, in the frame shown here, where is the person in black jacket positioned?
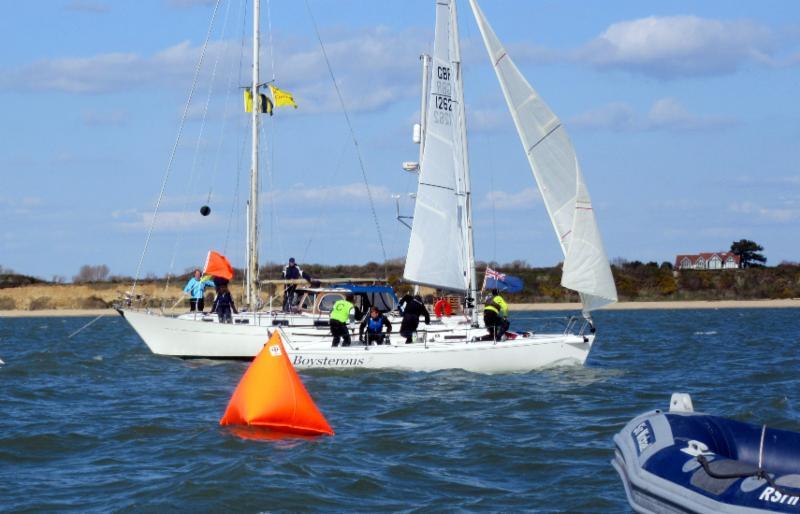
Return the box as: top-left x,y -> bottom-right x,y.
282,257 -> 304,311
359,306 -> 392,345
398,293 -> 430,344
212,283 -> 238,323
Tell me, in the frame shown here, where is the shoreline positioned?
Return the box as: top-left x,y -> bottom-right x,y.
0,298 -> 798,318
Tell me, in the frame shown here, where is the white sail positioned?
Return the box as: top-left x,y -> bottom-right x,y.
468,0 -> 617,311
404,0 -> 470,292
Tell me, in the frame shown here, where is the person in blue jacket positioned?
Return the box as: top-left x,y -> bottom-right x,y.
183,269 -> 215,312
359,306 -> 392,345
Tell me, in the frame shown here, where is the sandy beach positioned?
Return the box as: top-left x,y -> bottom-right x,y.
508,298 -> 800,311
1,298 -> 798,317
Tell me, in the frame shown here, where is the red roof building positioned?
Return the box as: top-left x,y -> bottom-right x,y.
674,252 -> 740,270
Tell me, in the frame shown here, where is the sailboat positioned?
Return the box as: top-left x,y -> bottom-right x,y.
117,0 -> 401,358
277,0 -> 617,372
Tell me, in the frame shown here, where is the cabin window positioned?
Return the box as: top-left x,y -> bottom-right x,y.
370,292 -> 397,312
318,293 -> 344,313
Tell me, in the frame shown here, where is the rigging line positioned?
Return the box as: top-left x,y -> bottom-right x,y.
488,134 -> 497,263
304,0 -> 388,276
131,0 -> 222,297
206,0 -> 238,205
224,105 -> 248,254
266,0 -> 276,82
224,0 -> 250,255
164,0 -> 233,299
299,136 -> 350,265
67,312 -> 109,339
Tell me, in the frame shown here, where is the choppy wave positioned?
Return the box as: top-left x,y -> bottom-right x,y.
0,308 -> 798,512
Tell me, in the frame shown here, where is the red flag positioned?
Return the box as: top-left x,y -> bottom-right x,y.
203,250 -> 234,281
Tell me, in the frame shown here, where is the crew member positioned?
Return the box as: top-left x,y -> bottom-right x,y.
282,257 -> 304,311
483,288 -> 510,341
398,293 -> 430,344
183,269 -> 215,312
359,306 -> 392,345
212,283 -> 238,323
329,294 -> 355,347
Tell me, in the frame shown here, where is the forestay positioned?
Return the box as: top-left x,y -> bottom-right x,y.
404,0 -> 470,292
468,0 -> 617,312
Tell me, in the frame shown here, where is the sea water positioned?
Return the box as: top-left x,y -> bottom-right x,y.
1,309 -> 798,512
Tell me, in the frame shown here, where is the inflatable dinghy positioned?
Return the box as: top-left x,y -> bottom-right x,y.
613,393 -> 800,513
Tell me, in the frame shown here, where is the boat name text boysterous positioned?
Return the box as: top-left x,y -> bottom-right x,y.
292,355 -> 366,368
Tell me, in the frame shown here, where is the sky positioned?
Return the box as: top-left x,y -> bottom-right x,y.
1,0 -> 799,281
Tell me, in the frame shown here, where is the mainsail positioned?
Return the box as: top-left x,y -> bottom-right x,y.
403,0 -> 470,292
468,0 -> 617,312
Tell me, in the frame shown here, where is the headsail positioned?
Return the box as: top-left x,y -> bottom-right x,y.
403,0 -> 470,292
468,0 -> 617,311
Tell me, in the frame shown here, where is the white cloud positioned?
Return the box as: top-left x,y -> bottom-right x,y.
646,97 -> 734,130
569,102 -> 637,131
577,15 -> 776,78
0,27 -> 425,113
730,200 -> 800,223
570,97 -> 735,132
468,107 -> 512,132
264,183 -> 394,205
0,41 -> 220,94
112,208 -> 224,232
480,188 -> 540,210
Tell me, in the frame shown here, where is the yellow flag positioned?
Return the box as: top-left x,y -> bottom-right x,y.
243,89 -> 253,113
269,85 -> 298,109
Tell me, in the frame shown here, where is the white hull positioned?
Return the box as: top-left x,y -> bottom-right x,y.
120,308 -> 272,358
119,308 -> 592,372
119,308 -> 470,359
280,328 -> 593,373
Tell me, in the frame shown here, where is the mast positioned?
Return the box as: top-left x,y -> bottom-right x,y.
450,0 -> 479,324
245,0 -> 261,310
418,54 -> 431,164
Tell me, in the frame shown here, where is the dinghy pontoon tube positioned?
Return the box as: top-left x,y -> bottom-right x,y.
612,393 -> 800,513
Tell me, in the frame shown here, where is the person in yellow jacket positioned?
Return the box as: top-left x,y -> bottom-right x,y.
330,294 -> 355,347
483,288 -> 510,341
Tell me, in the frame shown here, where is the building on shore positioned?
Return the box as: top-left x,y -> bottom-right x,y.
674,252 -> 740,270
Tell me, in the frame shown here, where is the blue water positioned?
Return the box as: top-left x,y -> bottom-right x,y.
1,309 -> 798,512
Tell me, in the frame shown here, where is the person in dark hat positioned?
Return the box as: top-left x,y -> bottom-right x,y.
281,257 -> 304,311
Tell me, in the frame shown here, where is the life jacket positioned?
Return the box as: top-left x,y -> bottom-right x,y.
367,316 -> 384,333
484,295 -> 507,316
330,300 -> 354,323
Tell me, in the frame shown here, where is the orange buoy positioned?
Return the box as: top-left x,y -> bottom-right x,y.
434,298 -> 452,317
219,331 -> 334,437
